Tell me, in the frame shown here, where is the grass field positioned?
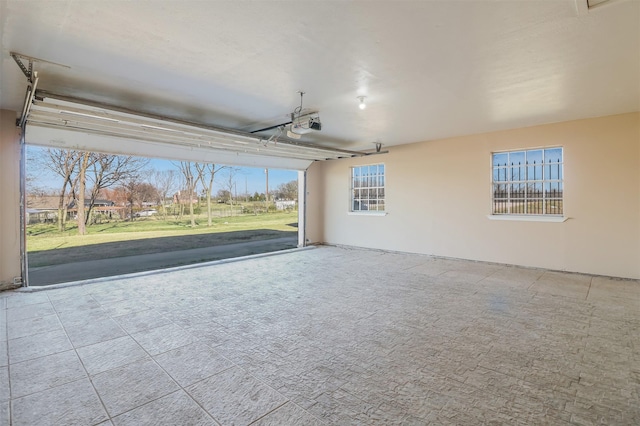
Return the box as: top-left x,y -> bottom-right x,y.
27,211 -> 298,253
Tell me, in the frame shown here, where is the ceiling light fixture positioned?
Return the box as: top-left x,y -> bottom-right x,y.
357,96 -> 367,110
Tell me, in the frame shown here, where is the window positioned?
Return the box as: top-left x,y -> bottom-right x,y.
492,148 -> 563,215
351,164 -> 385,212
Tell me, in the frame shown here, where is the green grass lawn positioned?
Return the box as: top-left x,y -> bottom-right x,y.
27,211 -> 298,252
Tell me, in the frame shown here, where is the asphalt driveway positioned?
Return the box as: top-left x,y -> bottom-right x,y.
28,236 -> 297,286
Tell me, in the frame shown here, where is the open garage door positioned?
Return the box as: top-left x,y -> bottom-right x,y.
25,92 -> 363,169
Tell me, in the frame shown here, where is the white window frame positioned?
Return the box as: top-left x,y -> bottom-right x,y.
491,147 -> 564,218
350,163 -> 386,215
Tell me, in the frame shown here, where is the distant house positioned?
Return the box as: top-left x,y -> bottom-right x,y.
67,199 -> 115,209
26,195 -> 60,224
67,199 -> 123,221
275,200 -> 297,210
172,191 -> 198,205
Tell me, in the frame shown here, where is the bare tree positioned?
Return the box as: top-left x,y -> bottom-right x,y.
118,176 -> 158,220
42,149 -> 83,231
151,169 -> 177,219
120,177 -> 138,221
275,180 -> 298,200
195,163 -> 226,227
76,152 -> 91,235
86,154 -> 148,225
177,162 -> 201,226
221,167 -> 240,208
217,189 -> 231,202
134,182 -> 159,210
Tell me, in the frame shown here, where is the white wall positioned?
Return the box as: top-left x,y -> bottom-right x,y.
307,113 -> 640,279
0,109 -> 22,288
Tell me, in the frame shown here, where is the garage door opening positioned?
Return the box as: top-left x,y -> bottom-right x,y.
25,145 -> 301,286
14,90 -> 372,287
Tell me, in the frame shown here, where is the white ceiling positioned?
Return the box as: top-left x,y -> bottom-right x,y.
1,0 -> 639,152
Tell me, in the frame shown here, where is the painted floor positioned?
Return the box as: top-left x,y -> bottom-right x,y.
1,246 -> 638,425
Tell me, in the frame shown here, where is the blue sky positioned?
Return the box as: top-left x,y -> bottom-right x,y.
27,145 -> 298,195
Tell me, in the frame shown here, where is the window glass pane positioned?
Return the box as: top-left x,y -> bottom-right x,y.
511,166 -> 525,181
493,184 -> 506,198
546,199 -> 562,214
513,183 -> 525,198
546,163 -> 561,180
526,150 -> 543,181
526,149 -> 543,165
532,182 -> 543,197
544,148 -> 562,164
544,182 -> 562,197
512,200 -> 525,214
493,167 -> 508,182
528,200 -> 543,214
509,151 -> 525,166
527,164 -> 542,180
493,199 -> 507,214
493,153 -> 508,167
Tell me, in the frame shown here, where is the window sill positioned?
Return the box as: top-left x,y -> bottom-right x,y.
487,215 -> 568,223
348,211 -> 387,217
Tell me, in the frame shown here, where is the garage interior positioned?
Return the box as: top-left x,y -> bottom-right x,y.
1,0 -> 639,424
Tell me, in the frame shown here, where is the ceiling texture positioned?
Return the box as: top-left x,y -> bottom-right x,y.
1,0 -> 638,167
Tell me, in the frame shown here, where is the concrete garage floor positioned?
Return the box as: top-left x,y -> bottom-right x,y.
1,246 -> 638,425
